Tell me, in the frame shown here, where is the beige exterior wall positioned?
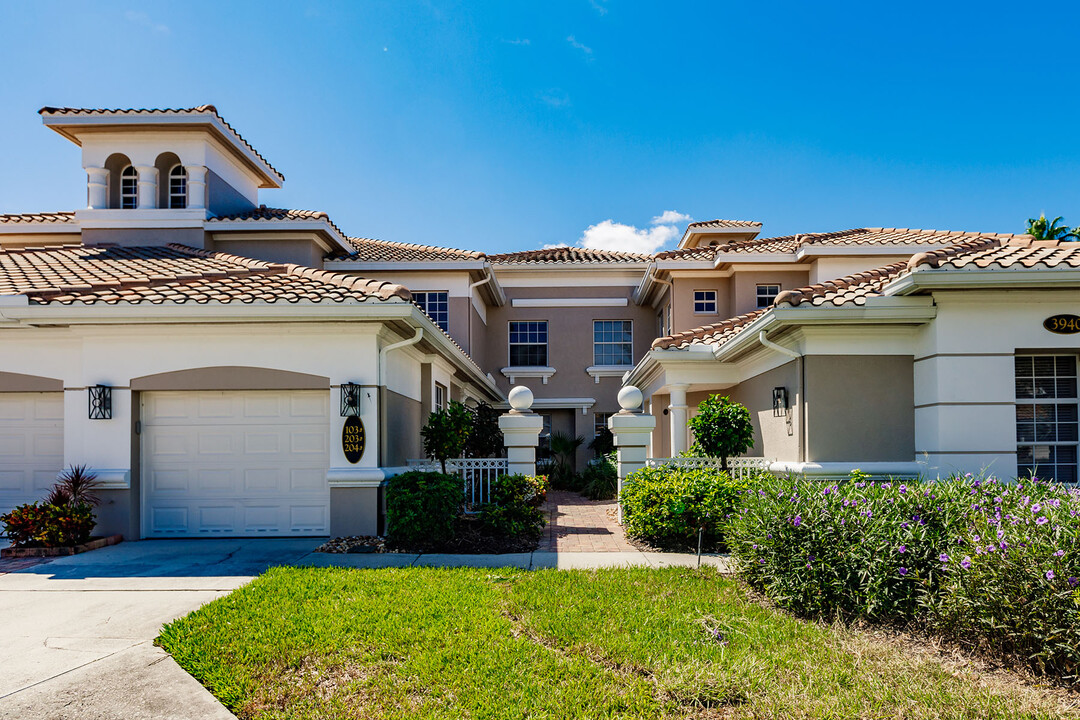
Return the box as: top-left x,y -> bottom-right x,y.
724,360 -> 802,461
809,256 -> 910,285
211,237 -> 326,268
381,389 -> 423,468
729,269 -> 809,317
804,354 -> 915,463
670,277 -> 732,334
81,227 -> 207,249
0,232 -> 81,249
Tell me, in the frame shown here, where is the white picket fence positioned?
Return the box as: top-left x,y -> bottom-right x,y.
645,456 -> 772,482
406,457 -> 509,512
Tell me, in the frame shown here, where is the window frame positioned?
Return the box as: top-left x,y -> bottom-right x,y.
120,166 -> 138,209
434,382 -> 447,413
592,319 -> 634,367
594,412 -> 613,438
168,165 -> 187,209
693,289 -> 718,315
508,320 -> 549,367
413,291 -> 450,333
1015,354 -> 1078,484
756,283 -> 781,309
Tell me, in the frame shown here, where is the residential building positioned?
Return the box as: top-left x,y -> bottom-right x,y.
2,104 -> 1076,541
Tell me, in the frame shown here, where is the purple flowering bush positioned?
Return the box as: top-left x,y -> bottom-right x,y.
729,471 -> 971,620
729,471 -> 1080,685
929,477 -> 1080,682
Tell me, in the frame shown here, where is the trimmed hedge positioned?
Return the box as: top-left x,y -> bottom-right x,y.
385,471 -> 462,548
620,465 -> 747,550
480,474 -> 548,540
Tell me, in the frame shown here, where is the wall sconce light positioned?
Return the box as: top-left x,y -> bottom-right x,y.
340,383 -> 362,417
89,385 -> 112,420
772,386 -> 788,417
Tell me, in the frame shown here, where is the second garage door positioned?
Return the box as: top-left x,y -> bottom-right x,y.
0,392 -> 64,516
142,390 -> 330,538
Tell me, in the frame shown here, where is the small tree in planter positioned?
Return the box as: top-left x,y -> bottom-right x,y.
466,402 -> 504,458
686,395 -> 754,472
421,401 -> 473,473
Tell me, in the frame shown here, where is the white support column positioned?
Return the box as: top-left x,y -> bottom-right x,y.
498,386 -> 543,477
184,165 -> 207,210
134,165 -> 158,209
609,386 -> 656,523
86,167 -> 108,209
668,383 -> 689,456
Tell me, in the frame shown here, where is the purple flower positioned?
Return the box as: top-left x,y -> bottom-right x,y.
1046,570 -> 1055,581
1031,503 -> 1042,513
961,557 -> 972,569
1054,549 -> 1065,557
1068,577 -> 1078,587
758,558 -> 765,564
792,515 -> 802,527
899,484 -> 907,494
808,555 -> 816,562
1036,516 -> 1049,526
900,522 -> 909,530
897,545 -> 907,554
939,553 -> 950,563
898,567 -> 908,576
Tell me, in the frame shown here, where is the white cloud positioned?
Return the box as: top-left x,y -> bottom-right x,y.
542,242 -> 571,249
651,210 -> 693,225
567,35 -> 593,56
589,0 -> 609,15
501,38 -> 531,46
124,10 -> 170,34
537,88 -> 570,108
575,210 -> 692,254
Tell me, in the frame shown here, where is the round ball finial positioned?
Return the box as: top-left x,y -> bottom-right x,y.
617,385 -> 643,412
508,385 -> 534,411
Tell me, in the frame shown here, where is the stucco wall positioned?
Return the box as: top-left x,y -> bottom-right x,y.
729,270 -> 809,318
81,227 -> 207,249
725,359 -> 802,461
211,237 -> 326,268
382,389 -> 423,467
206,168 -> 256,216
804,354 -> 914,463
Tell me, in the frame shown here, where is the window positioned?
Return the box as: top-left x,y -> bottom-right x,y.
434,383 -> 447,412
694,290 -> 717,314
756,284 -> 781,309
120,166 -> 138,209
414,291 -> 449,333
169,165 -> 187,209
1016,355 -> 1078,484
666,303 -> 673,335
509,321 -> 548,366
594,412 -> 612,438
538,413 -> 553,458
593,320 -> 633,366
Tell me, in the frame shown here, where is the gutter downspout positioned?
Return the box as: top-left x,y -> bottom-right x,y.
758,329 -> 805,463
378,326 -> 424,467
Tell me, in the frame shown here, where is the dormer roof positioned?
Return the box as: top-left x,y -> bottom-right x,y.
39,105 -> 284,188
677,219 -> 762,250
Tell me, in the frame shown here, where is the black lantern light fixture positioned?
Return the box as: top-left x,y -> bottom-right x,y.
772,386 -> 788,417
340,383 -> 362,417
89,385 -> 112,420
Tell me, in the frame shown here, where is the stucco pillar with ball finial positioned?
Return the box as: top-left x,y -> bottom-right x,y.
498,386 -> 544,477
608,386 -> 656,523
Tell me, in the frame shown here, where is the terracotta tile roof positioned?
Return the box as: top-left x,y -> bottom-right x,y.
654,246 -> 718,261
686,219 -> 762,230
38,106 -> 283,182
490,247 -> 651,264
0,212 -> 77,226
910,236 -> 1080,270
651,309 -> 767,350
0,244 -> 409,305
207,207 -> 348,240
330,237 -> 486,262
714,227 -> 1027,255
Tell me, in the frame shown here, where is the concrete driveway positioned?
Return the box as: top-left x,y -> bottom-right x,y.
0,538 -> 321,720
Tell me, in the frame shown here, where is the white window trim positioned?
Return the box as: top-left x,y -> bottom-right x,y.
756,284 -> 781,309
693,289 -> 718,315
500,366 -> 557,385
586,365 -> 632,384
169,165 -> 187,209
414,290 -> 450,333
120,166 -> 138,209
591,319 -> 634,372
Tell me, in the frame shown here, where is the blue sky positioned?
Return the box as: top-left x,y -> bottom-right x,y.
1,1 -> 1078,254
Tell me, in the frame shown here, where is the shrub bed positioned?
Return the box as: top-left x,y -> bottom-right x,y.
1,502 -> 96,548
479,474 -> 548,541
728,471 -> 1080,686
620,465 -> 747,551
385,470 -> 463,549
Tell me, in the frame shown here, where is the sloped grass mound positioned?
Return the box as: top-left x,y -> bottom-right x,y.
158,566 -> 1073,719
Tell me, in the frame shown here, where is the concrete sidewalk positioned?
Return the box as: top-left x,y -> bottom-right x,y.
0,538 -> 733,719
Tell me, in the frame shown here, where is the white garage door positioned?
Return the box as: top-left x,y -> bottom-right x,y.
142,390 -> 330,538
0,393 -> 64,516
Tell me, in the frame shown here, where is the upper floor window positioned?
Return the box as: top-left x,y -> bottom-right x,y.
413,291 -> 450,333
169,165 -> 187,209
593,320 -> 633,366
509,321 -> 547,367
434,383 -> 447,412
756,284 -> 781,308
694,290 -> 717,314
1016,355 -> 1078,484
120,166 -> 138,209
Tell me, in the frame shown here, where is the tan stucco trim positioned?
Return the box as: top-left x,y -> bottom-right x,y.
0,371 -> 63,392
130,366 -> 330,391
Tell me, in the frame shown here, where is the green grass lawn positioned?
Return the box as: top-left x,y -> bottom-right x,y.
158,566 -> 1077,719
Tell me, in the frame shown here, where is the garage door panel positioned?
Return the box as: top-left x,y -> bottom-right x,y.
0,393 -> 64,514
143,390 -> 329,538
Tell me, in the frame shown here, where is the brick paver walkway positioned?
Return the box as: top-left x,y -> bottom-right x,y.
0,556 -> 50,575
539,490 -> 637,552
